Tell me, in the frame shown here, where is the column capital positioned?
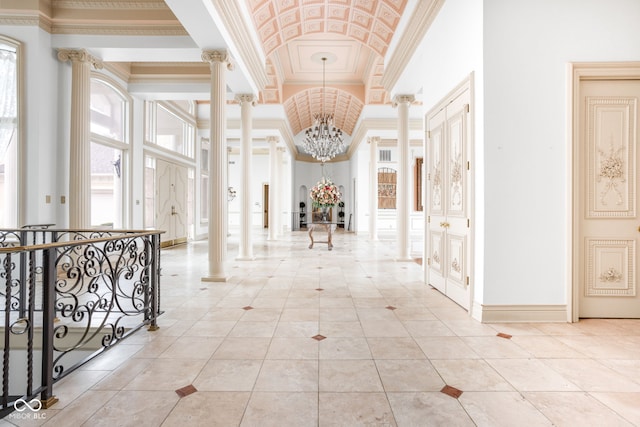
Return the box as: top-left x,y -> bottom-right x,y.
367,136 -> 381,144
201,50 -> 234,71
57,49 -> 103,70
266,136 -> 279,144
392,94 -> 415,108
235,93 -> 257,106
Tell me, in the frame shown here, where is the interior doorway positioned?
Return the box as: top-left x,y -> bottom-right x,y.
571,62 -> 640,319
157,158 -> 189,247
425,76 -> 474,312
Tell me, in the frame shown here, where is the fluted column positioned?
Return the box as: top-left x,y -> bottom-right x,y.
394,95 -> 415,261
276,147 -> 285,236
57,49 -> 103,229
236,94 -> 256,260
368,136 -> 380,241
267,136 -> 279,241
202,50 -> 233,281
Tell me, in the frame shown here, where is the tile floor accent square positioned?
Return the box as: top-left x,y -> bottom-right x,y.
312,334 -> 327,341
242,306 -> 254,311
441,385 -> 463,399
316,288 -> 324,291
385,305 -> 397,310
497,332 -> 513,339
175,384 -> 197,398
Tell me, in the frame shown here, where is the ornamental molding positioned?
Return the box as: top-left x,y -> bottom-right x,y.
201,50 -> 234,71
57,48 -> 103,70
392,94 -> 416,107
51,25 -> 187,36
235,94 -> 257,106
381,0 -> 445,92
53,1 -> 169,9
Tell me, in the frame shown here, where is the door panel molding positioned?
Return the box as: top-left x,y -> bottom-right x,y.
570,62 -> 640,321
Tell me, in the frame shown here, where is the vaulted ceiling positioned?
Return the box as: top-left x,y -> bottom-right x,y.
0,0 -> 437,156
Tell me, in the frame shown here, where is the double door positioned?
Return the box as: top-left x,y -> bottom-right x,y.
157,159 -> 188,247
426,85 -> 472,310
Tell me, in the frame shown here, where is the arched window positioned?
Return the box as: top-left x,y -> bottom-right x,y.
0,36 -> 21,227
90,76 -> 130,228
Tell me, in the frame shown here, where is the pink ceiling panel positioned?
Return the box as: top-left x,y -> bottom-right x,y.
276,0 -> 300,13
327,5 -> 349,20
353,0 -> 376,14
350,9 -> 372,30
326,20 -> 347,35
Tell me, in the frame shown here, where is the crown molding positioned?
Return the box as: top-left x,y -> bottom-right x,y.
50,24 -> 187,35
210,0 -> 268,93
381,0 -> 444,93
53,1 -> 168,9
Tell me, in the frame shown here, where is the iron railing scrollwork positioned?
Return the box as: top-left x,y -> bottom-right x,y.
0,229 -> 163,418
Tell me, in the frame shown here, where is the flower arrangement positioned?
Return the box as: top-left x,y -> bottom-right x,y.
310,177 -> 341,208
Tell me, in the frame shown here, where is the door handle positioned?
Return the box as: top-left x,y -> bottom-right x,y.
440,222 -> 450,228
171,206 -> 177,216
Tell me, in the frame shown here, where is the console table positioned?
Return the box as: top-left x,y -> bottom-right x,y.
308,222 -> 336,250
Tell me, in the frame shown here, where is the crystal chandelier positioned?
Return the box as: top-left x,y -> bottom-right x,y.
302,57 -> 344,163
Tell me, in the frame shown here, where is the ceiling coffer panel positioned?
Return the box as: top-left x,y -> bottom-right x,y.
284,87 -> 363,136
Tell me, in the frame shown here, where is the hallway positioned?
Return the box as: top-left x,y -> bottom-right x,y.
6,230 -> 640,426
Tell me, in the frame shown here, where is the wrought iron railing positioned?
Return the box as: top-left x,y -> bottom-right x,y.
0,228 -> 163,418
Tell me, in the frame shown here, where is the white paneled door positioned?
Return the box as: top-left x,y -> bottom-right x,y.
157,159 -> 188,247
577,77 -> 640,318
426,82 -> 472,310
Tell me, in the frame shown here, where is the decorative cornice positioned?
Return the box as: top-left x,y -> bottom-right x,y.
347,117 -> 424,157
266,136 -> 279,144
381,0 -> 445,92
201,50 -> 234,71
53,1 -> 168,9
57,48 -> 103,69
209,0 -> 268,92
367,136 -> 381,145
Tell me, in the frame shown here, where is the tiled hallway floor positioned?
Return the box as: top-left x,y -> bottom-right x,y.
4,230 -> 640,426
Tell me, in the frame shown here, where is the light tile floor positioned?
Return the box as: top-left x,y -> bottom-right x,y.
4,230 -> 640,426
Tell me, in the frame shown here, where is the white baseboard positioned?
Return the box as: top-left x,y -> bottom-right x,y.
474,303 -> 568,323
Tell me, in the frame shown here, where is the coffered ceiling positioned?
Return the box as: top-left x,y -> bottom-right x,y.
1,0 -> 438,156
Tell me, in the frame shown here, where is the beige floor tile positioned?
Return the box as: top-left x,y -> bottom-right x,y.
459,391 -> 553,427
265,337 -> 319,359
211,337 -> 271,359
360,319 -> 410,337
376,359 -> 444,392
366,337 -> 426,359
319,392 -> 396,426
387,392 -> 475,427
510,335 -> 588,358
402,320 -> 456,337
542,359 -> 640,392
83,390 -> 179,427
274,321 -> 319,337
431,359 -> 514,392
319,321 -> 365,337
158,336 -> 223,359
319,307 -> 359,322
241,392 -> 318,427
162,392 -> 250,427
28,390 -> 116,427
461,336 -> 532,358
193,359 -> 262,391
414,336 -> 480,359
183,320 -> 238,337
319,360 -> 383,392
319,297 -> 354,308
393,307 -> 438,321
228,320 -> 277,337
91,357 -> 154,391
47,370 -> 110,409
319,337 -> 372,359
123,358 -> 206,391
591,392 -> 640,426
279,308 -> 320,322
524,392 -> 634,426
254,360 -> 318,392
486,359 -> 580,392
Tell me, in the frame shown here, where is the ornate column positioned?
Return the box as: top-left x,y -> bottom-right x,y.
57,49 -> 103,229
202,50 -> 233,281
236,94 -> 256,260
276,147 -> 285,236
368,136 -> 380,241
394,95 -> 415,261
267,136 -> 279,241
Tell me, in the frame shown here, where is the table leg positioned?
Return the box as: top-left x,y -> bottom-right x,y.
308,226 -> 314,249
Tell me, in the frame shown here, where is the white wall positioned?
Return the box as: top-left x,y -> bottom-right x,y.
482,0 -> 640,305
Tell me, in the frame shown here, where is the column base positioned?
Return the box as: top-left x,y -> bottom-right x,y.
201,275 -> 228,282
235,255 -> 255,261
394,256 -> 415,262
